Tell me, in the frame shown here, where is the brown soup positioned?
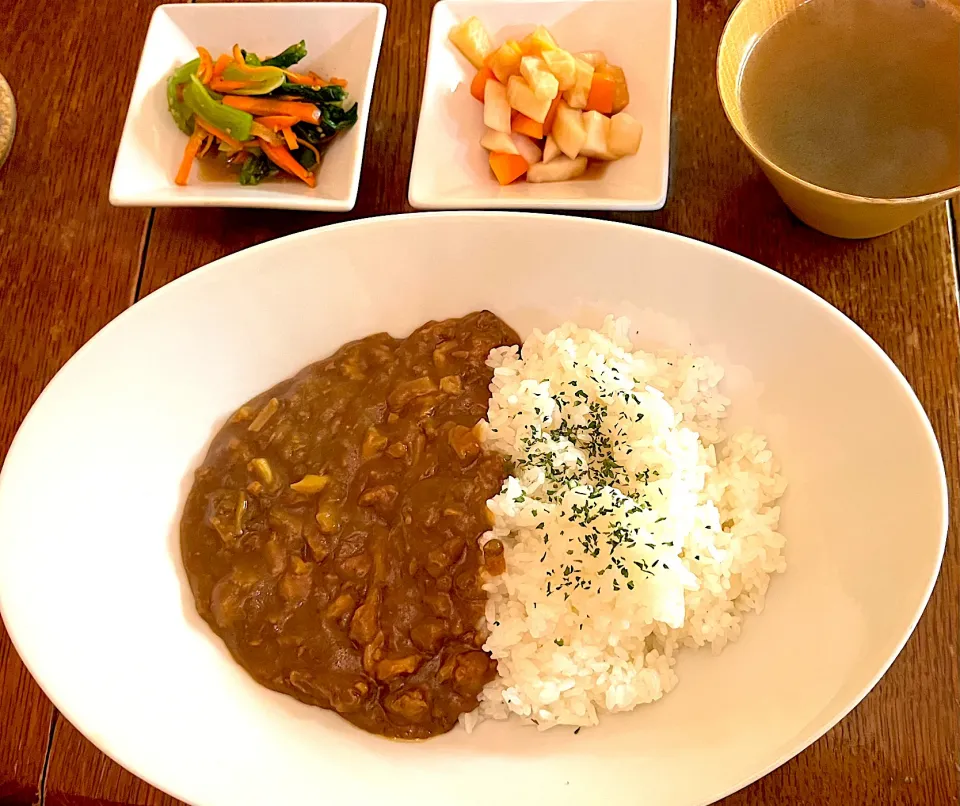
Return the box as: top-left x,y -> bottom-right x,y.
739,0 -> 960,198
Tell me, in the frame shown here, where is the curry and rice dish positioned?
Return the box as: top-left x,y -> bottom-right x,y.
181,311 -> 787,738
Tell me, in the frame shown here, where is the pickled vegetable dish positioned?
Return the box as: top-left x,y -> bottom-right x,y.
448,19 -> 644,185
166,41 -> 357,187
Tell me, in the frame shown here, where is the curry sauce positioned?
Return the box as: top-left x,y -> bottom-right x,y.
180,311 -> 519,739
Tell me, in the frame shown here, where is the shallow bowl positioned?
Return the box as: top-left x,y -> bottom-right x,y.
0,213 -> 946,806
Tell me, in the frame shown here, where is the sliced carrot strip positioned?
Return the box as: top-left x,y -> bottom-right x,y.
585,74 -> 616,114
175,129 -> 206,186
258,138 -> 316,187
197,46 -> 214,84
281,126 -> 298,150
232,44 -> 246,65
194,117 -> 243,150
282,69 -> 327,88
222,96 -> 321,124
253,114 -> 300,130
512,111 -> 544,140
471,66 -> 496,102
212,53 -> 232,80
329,77 -> 348,87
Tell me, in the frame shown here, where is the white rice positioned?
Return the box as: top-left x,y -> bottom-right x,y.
462,317 -> 787,732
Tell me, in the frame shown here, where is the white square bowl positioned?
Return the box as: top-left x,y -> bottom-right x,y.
409,0 -> 677,211
110,3 -> 386,211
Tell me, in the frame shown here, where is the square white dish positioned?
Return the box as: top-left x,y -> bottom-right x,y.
110,2 -> 386,211
409,0 -> 677,210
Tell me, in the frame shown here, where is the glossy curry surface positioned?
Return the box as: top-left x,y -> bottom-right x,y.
181,311 -> 519,738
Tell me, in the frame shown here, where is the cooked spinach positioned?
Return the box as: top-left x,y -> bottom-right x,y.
319,102 -> 358,136
263,40 -> 307,69
295,146 -> 318,171
293,122 -> 323,146
238,152 -> 272,185
276,83 -> 347,105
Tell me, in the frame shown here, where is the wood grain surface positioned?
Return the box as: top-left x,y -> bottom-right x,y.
0,0 -> 164,801
0,0 -> 957,804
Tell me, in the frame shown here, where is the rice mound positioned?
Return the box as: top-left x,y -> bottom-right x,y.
464,317 -> 787,732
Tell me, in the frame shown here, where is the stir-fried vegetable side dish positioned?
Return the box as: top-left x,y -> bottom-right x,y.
167,41 -> 358,187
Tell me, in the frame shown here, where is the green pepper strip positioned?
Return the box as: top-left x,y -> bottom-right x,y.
182,74 -> 254,142
166,57 -> 200,135
219,62 -> 285,95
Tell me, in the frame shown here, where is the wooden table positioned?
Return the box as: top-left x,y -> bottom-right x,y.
1,0 -> 957,803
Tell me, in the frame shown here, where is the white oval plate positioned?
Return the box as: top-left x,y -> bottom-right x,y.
0,213 -> 946,806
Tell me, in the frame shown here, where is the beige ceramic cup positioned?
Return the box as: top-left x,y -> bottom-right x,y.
717,0 -> 960,239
